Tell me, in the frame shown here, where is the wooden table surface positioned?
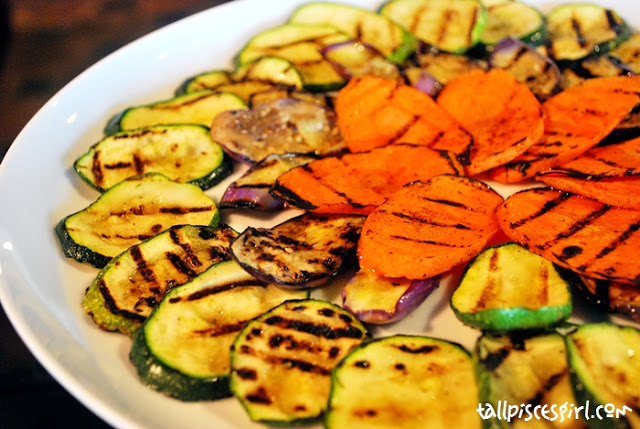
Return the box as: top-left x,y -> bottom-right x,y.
0,1 -> 232,427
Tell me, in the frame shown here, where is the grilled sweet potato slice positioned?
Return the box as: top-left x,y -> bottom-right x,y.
271,143 -> 464,215
488,76 -> 640,183
334,75 -> 472,162
536,136 -> 640,209
436,68 -> 544,175
358,175 -> 504,280
497,187 -> 640,285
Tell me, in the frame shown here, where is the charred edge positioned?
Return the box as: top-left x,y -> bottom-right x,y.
388,210 -> 471,230
98,278 -> 147,323
540,205 -> 611,253
263,315 -> 364,340
509,192 -> 573,229
390,234 -> 471,248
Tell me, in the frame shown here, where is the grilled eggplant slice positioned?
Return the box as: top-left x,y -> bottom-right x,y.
210,97 -> 346,165
326,335 -> 481,429
450,243 -> 573,332
56,173 -> 220,268
403,47 -> 487,96
546,3 -> 631,62
566,323 -> 640,429
380,0 -> 487,54
105,90 -> 246,134
341,269 -> 439,324
129,259 -> 307,401
289,2 -> 417,64
230,213 -> 364,287
474,332 -> 581,429
235,23 -> 352,91
82,224 -> 237,336
490,37 -> 562,100
561,54 -> 635,90
230,299 -> 368,424
177,56 -> 304,100
219,153 -> 318,212
74,124 -> 232,192
574,276 -> 640,322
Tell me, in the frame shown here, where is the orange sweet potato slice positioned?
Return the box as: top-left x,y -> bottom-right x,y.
358,174 -> 504,280
436,68 -> 544,176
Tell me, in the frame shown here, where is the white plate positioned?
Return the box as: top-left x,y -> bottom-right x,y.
0,0 -> 637,428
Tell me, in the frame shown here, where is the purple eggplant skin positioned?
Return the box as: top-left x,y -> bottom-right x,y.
230,213 -> 365,288
219,152 -> 318,212
341,269 -> 439,324
219,183 -> 284,212
210,98 -> 347,166
489,37 -> 562,101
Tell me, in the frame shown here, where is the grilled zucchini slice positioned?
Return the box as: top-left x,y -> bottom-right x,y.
230,299 -> 368,424
289,2 -> 417,64
235,23 -> 352,91
566,323 -> 640,429
479,0 -> 546,47
56,173 -> 219,268
82,224 -> 237,336
177,56 -> 304,101
74,124 -> 232,192
474,332 -> 581,429
105,90 -> 246,134
129,259 -> 307,401
230,213 -> 365,287
326,335 -> 481,429
450,243 -> 573,332
546,3 -> 631,61
380,0 -> 487,54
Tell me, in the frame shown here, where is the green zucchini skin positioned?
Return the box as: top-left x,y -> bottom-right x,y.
478,0 -> 547,48
289,2 -> 418,64
57,173 -> 220,268
566,323 -> 640,429
73,124 -> 233,192
129,259 -> 307,401
229,299 -> 368,424
130,326 -> 232,401
450,242 -> 573,332
326,335 -> 481,429
82,224 -> 238,336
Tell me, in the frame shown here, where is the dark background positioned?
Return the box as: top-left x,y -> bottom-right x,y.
0,1 -> 231,427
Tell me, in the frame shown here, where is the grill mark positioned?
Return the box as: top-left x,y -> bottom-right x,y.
271,179 -> 318,210
423,197 -> 468,209
154,92 -> 219,110
481,346 -> 510,371
526,370 -> 567,407
91,153 -> 105,186
98,278 -> 147,323
390,114 -> 421,145
589,220 -> 640,264
509,192 -> 573,229
410,6 -> 427,34
245,387 -> 271,405
539,205 -> 611,252
571,16 -> 587,48
130,244 -> 159,285
159,205 -> 215,214
169,227 -> 204,270
174,280 -> 265,302
166,252 -> 198,278
397,344 -> 438,354
390,234 -> 471,248
263,315 -> 364,340
133,154 -> 144,174
387,210 -> 471,230
305,163 -> 368,209
193,321 -> 246,337
437,9 -> 453,45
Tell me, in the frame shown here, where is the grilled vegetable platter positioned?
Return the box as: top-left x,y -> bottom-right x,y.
48,0 -> 640,428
